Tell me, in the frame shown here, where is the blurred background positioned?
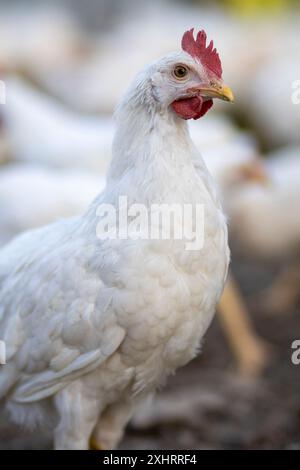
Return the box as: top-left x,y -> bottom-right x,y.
0,0 -> 300,450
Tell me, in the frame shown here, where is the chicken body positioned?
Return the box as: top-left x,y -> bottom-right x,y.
0,46 -> 230,449
1,78 -> 113,173
227,147 -> 300,262
0,165 -> 103,246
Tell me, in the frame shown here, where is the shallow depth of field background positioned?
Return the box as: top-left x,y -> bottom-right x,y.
0,0 -> 300,449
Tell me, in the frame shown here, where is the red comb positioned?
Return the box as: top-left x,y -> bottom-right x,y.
181,28 -> 222,79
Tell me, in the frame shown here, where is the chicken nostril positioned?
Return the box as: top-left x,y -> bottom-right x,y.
210,80 -> 221,89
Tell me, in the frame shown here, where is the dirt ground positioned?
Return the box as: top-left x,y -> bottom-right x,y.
122,260 -> 300,450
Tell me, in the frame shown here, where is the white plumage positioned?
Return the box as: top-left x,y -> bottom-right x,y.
0,165 -> 103,246
0,77 -> 255,254
1,77 -> 113,173
0,6 -> 83,74
0,40 -> 230,449
227,146 -> 300,261
245,57 -> 300,146
234,17 -> 300,147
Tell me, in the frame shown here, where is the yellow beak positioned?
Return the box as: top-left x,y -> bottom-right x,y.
201,84 -> 234,103
191,83 -> 234,103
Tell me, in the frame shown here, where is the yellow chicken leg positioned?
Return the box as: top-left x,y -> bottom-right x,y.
89,437 -> 106,450
218,274 -> 271,377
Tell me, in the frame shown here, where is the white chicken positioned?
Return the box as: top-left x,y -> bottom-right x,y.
236,16 -> 300,147
227,147 -> 300,262
0,165 -> 103,246
1,76 -> 265,378
0,29 -> 233,449
227,146 -> 300,314
0,150 -> 266,378
1,72 -> 265,380
1,77 -> 113,173
245,56 -> 300,147
0,6 -> 85,75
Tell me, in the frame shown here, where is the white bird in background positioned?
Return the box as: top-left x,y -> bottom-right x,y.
227,146 -> 300,314
1,77 -> 114,173
228,147 -> 300,263
189,118 -> 260,195
0,29 -> 233,449
0,6 -> 85,74
245,56 -> 300,147
0,165 -> 103,246
232,16 -> 300,147
28,2 -> 225,114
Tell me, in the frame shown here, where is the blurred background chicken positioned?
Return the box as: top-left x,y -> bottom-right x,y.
0,0 -> 299,451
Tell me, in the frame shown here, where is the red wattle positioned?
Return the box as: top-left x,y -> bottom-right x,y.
171,96 -> 213,120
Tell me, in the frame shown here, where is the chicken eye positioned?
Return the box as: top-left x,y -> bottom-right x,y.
173,65 -> 188,80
